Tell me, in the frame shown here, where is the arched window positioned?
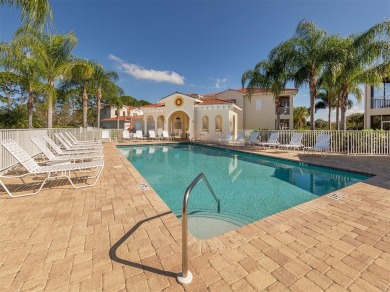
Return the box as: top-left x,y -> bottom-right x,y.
202,116 -> 209,131
215,115 -> 222,132
146,116 -> 155,131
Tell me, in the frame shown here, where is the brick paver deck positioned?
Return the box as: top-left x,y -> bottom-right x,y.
0,141 -> 389,291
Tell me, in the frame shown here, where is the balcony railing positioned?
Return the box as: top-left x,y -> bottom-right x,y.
276,106 -> 290,115
371,96 -> 390,109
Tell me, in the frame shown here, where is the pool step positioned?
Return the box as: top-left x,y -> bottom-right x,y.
187,214 -> 243,240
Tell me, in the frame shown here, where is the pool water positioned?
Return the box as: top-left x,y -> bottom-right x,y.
119,144 -> 370,239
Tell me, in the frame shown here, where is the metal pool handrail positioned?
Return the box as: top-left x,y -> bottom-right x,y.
177,172 -> 220,285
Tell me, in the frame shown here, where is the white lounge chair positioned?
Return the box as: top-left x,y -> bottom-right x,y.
0,139 -> 104,198
101,130 -> 111,142
218,132 -> 233,144
148,130 -> 159,140
43,135 -> 101,155
59,133 -> 102,149
304,134 -> 331,154
65,132 -> 101,145
54,133 -> 103,151
30,136 -> 103,163
135,130 -> 146,140
122,130 -> 132,140
230,131 -> 246,146
162,130 -> 174,140
278,133 -> 304,151
245,131 -> 260,146
258,132 -> 280,149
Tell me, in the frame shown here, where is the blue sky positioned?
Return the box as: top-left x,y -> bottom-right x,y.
1,0 -> 389,120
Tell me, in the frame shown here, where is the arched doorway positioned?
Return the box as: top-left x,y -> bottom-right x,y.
168,111 -> 190,139
146,116 -> 155,132
157,115 -> 165,137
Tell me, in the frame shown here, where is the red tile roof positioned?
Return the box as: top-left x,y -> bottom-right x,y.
140,103 -> 165,108
234,88 -> 297,94
101,115 -> 144,122
197,98 -> 234,105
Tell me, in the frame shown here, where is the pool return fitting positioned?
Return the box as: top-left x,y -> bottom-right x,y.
177,173 -> 220,285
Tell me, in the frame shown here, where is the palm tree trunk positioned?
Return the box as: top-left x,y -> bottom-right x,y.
309,72 -> 316,130
340,92 -> 348,131
275,98 -> 281,130
328,106 -> 332,130
97,87 -> 102,128
47,79 -> 54,128
335,96 -> 340,130
116,106 -> 120,130
82,85 -> 88,128
27,85 -> 33,129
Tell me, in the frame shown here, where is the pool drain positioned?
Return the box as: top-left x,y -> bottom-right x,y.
328,193 -> 346,200
139,183 -> 149,190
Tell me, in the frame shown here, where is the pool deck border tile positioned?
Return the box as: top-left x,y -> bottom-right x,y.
0,140 -> 389,291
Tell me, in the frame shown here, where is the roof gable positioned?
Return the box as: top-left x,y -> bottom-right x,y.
159,91 -> 202,103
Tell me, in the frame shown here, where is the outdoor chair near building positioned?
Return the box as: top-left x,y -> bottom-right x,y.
218,132 -> 233,144
101,130 -> 111,142
0,139 -> 104,198
258,132 -> 280,149
229,131 -> 246,146
244,131 -> 261,146
122,130 -> 132,141
43,135 -> 102,155
278,132 -> 304,151
30,136 -> 103,163
148,130 -> 160,140
135,130 -> 147,140
304,133 -> 331,155
54,133 -> 103,152
162,130 -> 174,140
59,133 -> 102,150
65,132 -> 101,145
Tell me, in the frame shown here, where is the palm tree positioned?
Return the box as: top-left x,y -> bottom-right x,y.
293,106 -> 309,129
65,59 -> 95,128
335,21 -> 390,130
6,34 -> 48,128
242,59 -> 290,130
0,42 -> 21,112
270,20 -> 331,130
0,0 -> 52,28
13,28 -> 78,128
0,72 -> 20,112
90,65 -> 119,128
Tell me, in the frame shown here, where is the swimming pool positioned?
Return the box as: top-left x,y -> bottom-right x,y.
119,143 -> 370,239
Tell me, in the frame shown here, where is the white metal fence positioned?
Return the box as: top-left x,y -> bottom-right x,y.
238,130 -> 390,155
0,128 -> 389,171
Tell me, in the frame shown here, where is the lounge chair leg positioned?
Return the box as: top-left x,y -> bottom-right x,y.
0,174 -> 49,198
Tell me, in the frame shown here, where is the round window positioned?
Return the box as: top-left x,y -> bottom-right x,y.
175,97 -> 183,107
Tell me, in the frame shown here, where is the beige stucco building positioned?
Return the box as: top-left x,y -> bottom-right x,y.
136,88 -> 297,141
100,105 -> 144,129
364,78 -> 390,130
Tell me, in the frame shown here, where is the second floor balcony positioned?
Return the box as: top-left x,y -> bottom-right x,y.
371,95 -> 390,109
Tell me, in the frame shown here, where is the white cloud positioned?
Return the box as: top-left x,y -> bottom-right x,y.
108,54 -> 184,85
215,78 -> 228,89
346,106 -> 364,116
